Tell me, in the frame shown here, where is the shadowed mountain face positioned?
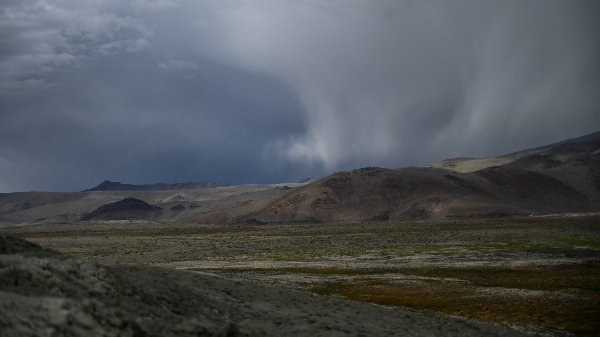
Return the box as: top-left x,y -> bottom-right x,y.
81,198 -> 162,221
0,131 -> 598,225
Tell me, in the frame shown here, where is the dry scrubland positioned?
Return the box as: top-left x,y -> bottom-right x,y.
5,216 -> 600,336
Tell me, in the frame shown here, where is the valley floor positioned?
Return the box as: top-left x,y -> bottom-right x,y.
3,216 -> 600,336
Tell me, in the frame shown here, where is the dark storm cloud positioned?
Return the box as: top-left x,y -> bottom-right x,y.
1,0 -> 599,192
216,0 -> 600,169
0,0 -> 309,191
0,52 -> 308,191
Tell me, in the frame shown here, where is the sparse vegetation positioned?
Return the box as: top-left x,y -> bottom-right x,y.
4,216 -> 599,335
312,276 -> 600,336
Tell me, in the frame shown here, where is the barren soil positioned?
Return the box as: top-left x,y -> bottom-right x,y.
4,216 -> 600,336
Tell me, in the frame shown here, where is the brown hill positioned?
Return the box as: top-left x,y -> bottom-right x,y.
194,132 -> 599,224
224,167 -> 589,224
81,198 -> 162,221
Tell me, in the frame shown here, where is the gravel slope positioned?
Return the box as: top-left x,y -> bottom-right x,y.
0,236 -> 557,337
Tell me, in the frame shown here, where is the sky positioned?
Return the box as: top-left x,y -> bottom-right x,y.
1,0 -> 599,192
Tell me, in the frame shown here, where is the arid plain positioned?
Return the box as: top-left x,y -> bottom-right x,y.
5,215 -> 599,336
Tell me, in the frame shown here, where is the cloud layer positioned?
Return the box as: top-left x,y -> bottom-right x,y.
216,0 -> 600,168
1,0 -> 599,191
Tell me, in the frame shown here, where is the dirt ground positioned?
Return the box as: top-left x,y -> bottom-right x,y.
3,215 -> 600,336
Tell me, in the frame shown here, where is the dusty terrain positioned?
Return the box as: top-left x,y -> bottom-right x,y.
4,215 -> 599,336
0,183 -> 299,226
1,235 -> 547,337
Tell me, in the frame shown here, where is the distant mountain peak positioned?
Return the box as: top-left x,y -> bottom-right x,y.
88,180 -> 122,190
83,180 -> 230,192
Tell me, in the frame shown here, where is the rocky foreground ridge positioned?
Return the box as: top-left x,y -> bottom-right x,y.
0,236 -> 556,337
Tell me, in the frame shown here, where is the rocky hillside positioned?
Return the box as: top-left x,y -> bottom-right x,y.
0,236 -> 548,337
204,131 -> 599,224
231,166 -> 588,223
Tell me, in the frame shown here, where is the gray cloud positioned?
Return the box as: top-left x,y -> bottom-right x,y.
0,0 -> 151,90
212,0 -> 600,168
0,52 -> 308,191
1,0 -> 599,192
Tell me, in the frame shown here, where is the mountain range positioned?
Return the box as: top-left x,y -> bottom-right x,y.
84,180 -> 230,192
0,131 -> 598,226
